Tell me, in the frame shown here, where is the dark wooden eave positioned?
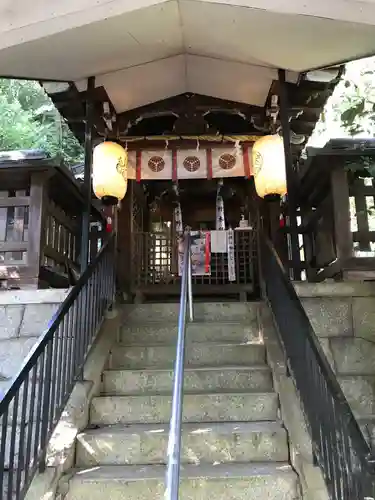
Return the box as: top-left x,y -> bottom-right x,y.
43,66 -> 343,159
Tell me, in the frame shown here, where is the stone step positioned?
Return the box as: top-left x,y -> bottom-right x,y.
329,338 -> 375,375
338,375 -> 375,417
90,392 -> 279,426
119,321 -> 261,345
76,421 -> 289,467
63,463 -> 299,500
122,302 -> 259,323
103,366 -> 273,395
109,343 -> 266,370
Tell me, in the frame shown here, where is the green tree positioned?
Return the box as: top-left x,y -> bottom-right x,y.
307,57 -> 375,174
309,56 -> 375,144
337,58 -> 375,137
0,79 -> 83,166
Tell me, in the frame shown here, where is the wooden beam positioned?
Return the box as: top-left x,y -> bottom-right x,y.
343,257 -> 375,270
300,200 -> 329,232
48,202 -> 79,234
115,138 -> 259,149
352,231 -> 375,241
43,245 -> 67,266
0,241 -> 27,252
331,168 -> 353,262
0,197 -> 30,208
349,184 -> 375,196
278,69 -> 301,280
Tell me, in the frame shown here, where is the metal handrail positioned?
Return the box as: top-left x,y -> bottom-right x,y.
0,234 -> 116,500
165,232 -> 193,500
259,231 -> 375,499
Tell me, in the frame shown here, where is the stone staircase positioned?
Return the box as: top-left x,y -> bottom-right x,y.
299,286 -> 375,451
61,302 -> 301,499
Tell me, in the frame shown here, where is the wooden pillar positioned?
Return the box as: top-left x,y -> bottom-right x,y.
300,205 -> 316,281
268,200 -> 280,245
80,75 -> 95,274
331,168 -> 352,264
354,179 -> 371,252
278,69 -> 301,280
28,172 -> 48,287
117,190 -> 132,294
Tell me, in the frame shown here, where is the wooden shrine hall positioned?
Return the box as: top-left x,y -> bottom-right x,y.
2,1 -> 375,297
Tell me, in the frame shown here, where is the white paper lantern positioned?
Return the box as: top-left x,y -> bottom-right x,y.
93,141 -> 128,205
252,135 -> 287,199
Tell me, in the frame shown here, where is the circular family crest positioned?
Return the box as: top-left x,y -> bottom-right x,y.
148,156 -> 165,172
253,151 -> 263,176
219,153 -> 236,170
183,156 -> 200,172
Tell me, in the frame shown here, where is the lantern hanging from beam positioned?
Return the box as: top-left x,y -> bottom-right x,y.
252,135 -> 287,199
93,141 -> 128,205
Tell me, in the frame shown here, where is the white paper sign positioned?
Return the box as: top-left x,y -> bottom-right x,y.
227,229 -> 236,282
210,230 -> 227,253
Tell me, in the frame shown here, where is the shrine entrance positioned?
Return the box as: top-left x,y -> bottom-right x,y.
116,140 -> 260,302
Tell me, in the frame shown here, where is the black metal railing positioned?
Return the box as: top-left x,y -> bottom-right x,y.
0,234 -> 115,500
260,232 -> 375,500
165,232 -> 193,500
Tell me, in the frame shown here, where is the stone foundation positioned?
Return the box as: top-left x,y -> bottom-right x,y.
295,281 -> 375,446
0,289 -> 69,393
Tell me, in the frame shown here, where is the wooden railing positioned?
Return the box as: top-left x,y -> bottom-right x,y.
0,159 -> 104,289
0,190 -> 30,269
131,229 -> 257,301
279,149 -> 375,281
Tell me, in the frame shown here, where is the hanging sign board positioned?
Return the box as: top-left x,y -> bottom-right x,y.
178,232 -> 211,277
127,147 -> 253,181
210,230 -> 227,253
227,229 -> 236,282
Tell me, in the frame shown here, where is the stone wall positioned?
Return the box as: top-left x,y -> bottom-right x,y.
295,282 -> 375,447
0,289 -> 69,394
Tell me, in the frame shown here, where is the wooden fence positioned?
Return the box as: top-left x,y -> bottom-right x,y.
0,160 -> 104,289
279,150 -> 375,281
131,229 -> 257,301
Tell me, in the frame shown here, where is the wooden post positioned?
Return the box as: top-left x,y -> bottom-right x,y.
300,204 -> 316,281
80,75 -> 95,274
278,69 -> 301,280
27,172 -> 48,287
117,185 -> 132,296
353,179 -> 371,251
331,168 -> 352,264
268,200 -> 280,246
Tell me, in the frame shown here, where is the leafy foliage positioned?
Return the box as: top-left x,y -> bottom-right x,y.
0,79 -> 83,166
336,58 -> 375,136
344,156 -> 375,177
307,57 -> 375,178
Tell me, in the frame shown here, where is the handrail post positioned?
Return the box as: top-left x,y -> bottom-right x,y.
38,341 -> 53,473
165,232 -> 192,500
80,75 -> 95,274
187,241 -> 193,322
